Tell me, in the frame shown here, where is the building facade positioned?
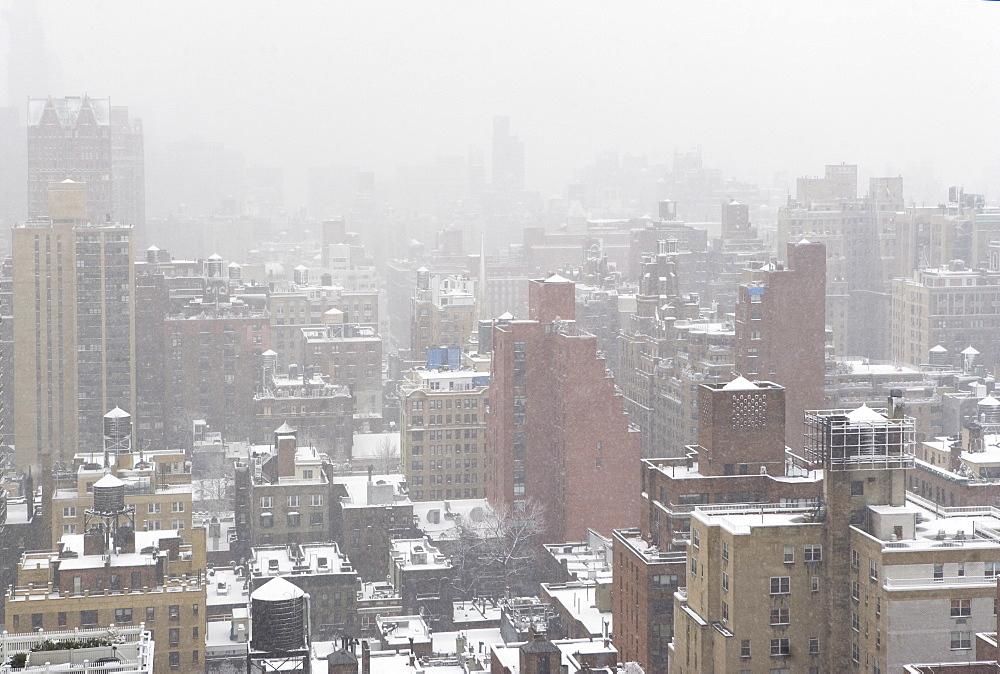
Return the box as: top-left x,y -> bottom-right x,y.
486,275 -> 641,541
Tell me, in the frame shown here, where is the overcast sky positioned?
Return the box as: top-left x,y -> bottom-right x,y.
3,0 -> 999,203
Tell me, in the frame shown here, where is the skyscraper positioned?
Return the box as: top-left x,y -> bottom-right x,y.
12,181 -> 135,472
491,115 -> 524,194
26,96 -> 144,235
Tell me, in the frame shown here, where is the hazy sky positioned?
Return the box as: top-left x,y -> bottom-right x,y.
4,0 -> 1000,203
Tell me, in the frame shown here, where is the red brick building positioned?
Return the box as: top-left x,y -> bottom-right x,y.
486,275 -> 641,541
735,240 -> 826,444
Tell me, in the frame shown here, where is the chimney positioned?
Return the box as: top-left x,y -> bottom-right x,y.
276,428 -> 297,478
361,640 -> 371,674
887,389 -> 904,420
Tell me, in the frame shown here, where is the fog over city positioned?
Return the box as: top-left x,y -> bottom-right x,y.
4,2 -> 1000,674
4,0 -> 999,205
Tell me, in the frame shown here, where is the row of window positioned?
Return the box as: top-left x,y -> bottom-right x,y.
411,399 -> 479,411
63,519 -> 184,535
261,495 -> 323,508
412,488 -> 478,500
738,636 -> 819,658
260,512 -> 324,527
12,603 -> 196,631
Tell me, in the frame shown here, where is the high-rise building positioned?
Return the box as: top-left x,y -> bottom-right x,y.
486,275 -> 641,541
491,115 -> 524,194
12,181 -> 135,472
734,240 -> 826,444
26,97 -> 144,234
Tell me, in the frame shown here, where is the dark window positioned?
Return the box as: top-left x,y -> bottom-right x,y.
146,607 -> 155,622
169,651 -> 180,669
169,605 -> 180,621
31,614 -> 43,630
169,627 -> 180,647
81,610 -> 98,627
115,608 -> 133,624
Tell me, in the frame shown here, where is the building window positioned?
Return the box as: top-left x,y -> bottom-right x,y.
722,601 -> 729,622
148,502 -> 161,514
169,651 -> 180,669
851,481 -> 864,496
950,599 -> 971,617
32,614 -> 42,630
852,581 -> 859,601
869,560 -> 879,580
852,549 -> 860,569
287,513 -> 301,527
722,542 -> 729,563
169,605 -> 180,621
809,637 -> 820,655
310,512 -> 324,525
950,631 -> 972,650
172,519 -> 185,530
852,612 -> 860,632
260,512 -> 274,528
58,612 -> 67,627
690,557 -> 698,576
310,494 -> 323,507
811,576 -> 820,592
934,563 -> 944,580
81,610 -> 98,627
171,501 -> 184,513
692,530 -> 700,548
260,496 -> 273,509
783,546 -> 794,563
146,607 -> 155,622
303,470 -> 314,480
63,524 -> 77,534
288,496 -> 299,508
770,638 -> 789,657
740,639 -> 751,658
852,642 -> 860,663
986,562 -> 999,578
63,506 -> 76,517
804,544 -> 822,562
115,608 -> 133,624
769,576 -> 790,595
169,628 -> 180,647
722,572 -> 729,592
770,607 -> 789,625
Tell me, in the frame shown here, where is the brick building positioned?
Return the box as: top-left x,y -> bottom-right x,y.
734,240 -> 826,444
487,275 -> 641,541
612,377 -> 822,674
389,537 -> 455,630
399,367 -> 489,501
248,542 -> 359,641
7,525 -> 207,673
302,322 -> 383,428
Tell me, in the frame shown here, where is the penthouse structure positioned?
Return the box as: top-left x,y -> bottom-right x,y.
389,537 -> 455,630
399,366 -> 489,501
487,275 -> 641,541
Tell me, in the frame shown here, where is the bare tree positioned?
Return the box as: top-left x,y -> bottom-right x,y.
451,499 -> 546,600
370,435 -> 399,474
